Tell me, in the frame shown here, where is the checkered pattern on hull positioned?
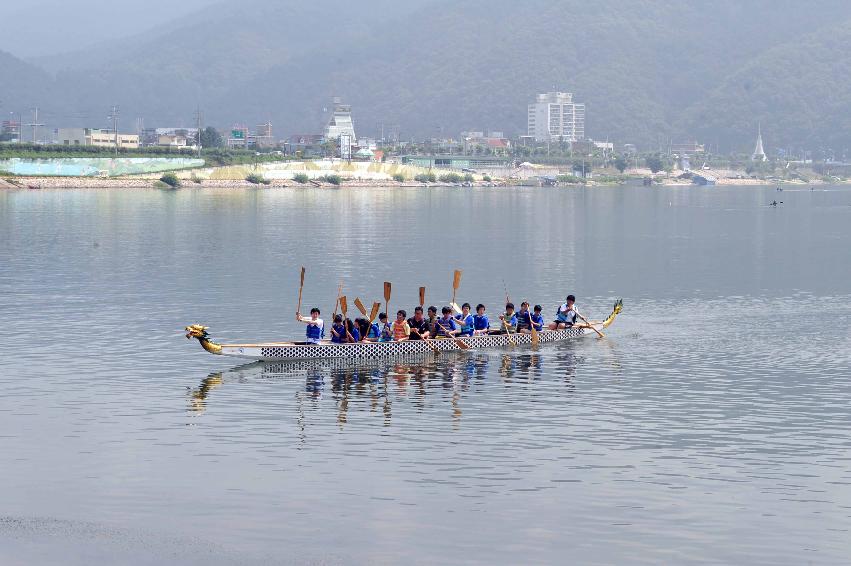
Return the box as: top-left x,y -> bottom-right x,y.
258,328 -> 586,361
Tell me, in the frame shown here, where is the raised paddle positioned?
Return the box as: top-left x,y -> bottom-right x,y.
384,281 -> 392,318
332,280 -> 343,319
369,302 -> 380,325
354,297 -> 368,318
339,296 -> 356,342
451,270 -> 463,314
409,286 -> 429,342
296,266 -> 305,317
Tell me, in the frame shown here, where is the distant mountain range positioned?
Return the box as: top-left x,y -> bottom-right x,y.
3,0 -> 851,152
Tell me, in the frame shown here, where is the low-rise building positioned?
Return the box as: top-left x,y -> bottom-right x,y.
57,128 -> 139,149
401,154 -> 513,171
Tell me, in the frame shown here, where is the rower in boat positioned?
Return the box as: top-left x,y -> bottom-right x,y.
296,308 -> 324,345
378,313 -> 393,342
407,306 -> 430,340
473,304 -> 489,335
550,295 -> 579,329
391,310 -> 411,341
426,306 -> 439,338
455,303 -> 474,337
516,301 -> 533,333
435,306 -> 460,337
531,305 -> 545,332
330,314 -> 346,343
496,302 -> 518,334
365,317 -> 381,342
344,318 -> 360,343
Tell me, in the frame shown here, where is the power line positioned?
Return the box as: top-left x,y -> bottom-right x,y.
26,107 -> 44,144
108,105 -> 119,156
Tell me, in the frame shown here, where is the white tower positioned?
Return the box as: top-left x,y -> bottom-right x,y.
752,124 -> 767,162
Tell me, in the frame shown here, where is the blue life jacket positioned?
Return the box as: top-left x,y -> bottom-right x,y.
368,323 -> 380,339
516,310 -> 532,330
473,314 -> 489,331
531,313 -> 544,330
435,317 -> 457,336
455,313 -> 474,336
305,320 -> 323,341
331,323 -> 346,343
349,327 -> 360,342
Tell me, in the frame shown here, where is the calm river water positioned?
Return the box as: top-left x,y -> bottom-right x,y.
1,184 -> 850,565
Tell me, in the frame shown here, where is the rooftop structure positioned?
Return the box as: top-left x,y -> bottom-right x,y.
527,91 -> 585,143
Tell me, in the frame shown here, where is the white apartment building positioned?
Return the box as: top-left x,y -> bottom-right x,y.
527,92 -> 585,142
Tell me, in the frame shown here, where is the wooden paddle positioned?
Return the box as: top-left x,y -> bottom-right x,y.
529,311 -> 540,346
577,312 -> 605,338
499,280 -> 517,346
332,280 -> 343,319
369,302 -> 380,324
451,270 -> 463,314
354,297 -> 368,318
384,282 -> 391,318
436,320 -> 470,350
410,285 -> 430,343
502,317 -> 517,346
296,266 -> 305,316
339,296 -> 355,342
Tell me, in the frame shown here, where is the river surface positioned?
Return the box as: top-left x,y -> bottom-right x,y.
1,184 -> 850,565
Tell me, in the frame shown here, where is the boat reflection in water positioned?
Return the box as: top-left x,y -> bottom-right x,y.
187,345 -> 621,424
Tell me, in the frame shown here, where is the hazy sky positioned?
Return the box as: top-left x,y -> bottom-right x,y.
0,0 -> 222,58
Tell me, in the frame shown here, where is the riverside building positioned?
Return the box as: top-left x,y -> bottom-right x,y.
56,128 -> 139,149
527,91 -> 585,142
324,97 -> 356,143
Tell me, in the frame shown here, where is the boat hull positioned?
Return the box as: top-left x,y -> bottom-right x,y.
217,327 -> 589,361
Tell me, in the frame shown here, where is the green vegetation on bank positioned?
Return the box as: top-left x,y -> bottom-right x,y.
159,172 -> 180,188
245,172 -> 270,185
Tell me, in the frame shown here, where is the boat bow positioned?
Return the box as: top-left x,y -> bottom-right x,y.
185,324 -> 222,354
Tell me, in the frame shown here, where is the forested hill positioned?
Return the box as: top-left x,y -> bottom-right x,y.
4,0 -> 851,151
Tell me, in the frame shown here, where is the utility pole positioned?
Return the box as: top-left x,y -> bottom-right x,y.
26,107 -> 44,145
108,105 -> 120,156
194,107 -> 202,157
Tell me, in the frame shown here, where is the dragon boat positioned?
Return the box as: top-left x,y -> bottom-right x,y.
185,299 -> 622,362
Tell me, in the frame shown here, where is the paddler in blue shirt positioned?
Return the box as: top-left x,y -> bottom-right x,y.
435,306 -> 459,337
531,305 -> 545,332
454,302 -> 474,336
473,304 -> 490,335
516,301 -> 533,333
330,314 -> 346,343
498,302 -> 518,334
365,317 -> 381,342
296,307 -> 324,345
378,313 -> 393,342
